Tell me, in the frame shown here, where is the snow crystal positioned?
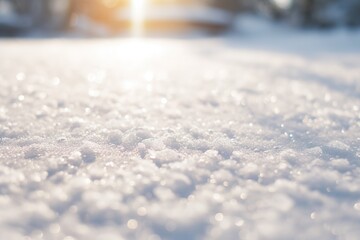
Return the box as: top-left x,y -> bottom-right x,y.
69,117 -> 85,130
188,139 -> 210,151
150,149 -> 181,166
142,138 -> 165,151
80,146 -> 97,163
154,187 -> 176,201
213,138 -> 234,159
68,151 -> 83,166
330,158 -> 351,172
107,131 -> 123,145
135,129 -> 153,140
122,132 -> 140,149
323,140 -> 352,158
239,163 -> 260,180
137,142 -> 147,158
47,157 -> 67,176
163,136 -> 181,150
24,146 -> 43,159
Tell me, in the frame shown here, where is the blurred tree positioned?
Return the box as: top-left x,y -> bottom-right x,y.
259,0 -> 360,27
344,0 -> 360,26
42,0 -> 74,30
209,0 -> 242,13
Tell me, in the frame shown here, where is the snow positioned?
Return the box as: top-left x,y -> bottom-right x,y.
1,22 -> 360,239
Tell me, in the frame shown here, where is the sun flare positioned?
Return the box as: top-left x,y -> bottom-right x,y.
131,0 -> 146,37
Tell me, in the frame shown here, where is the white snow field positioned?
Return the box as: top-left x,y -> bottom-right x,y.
1,29 -> 360,240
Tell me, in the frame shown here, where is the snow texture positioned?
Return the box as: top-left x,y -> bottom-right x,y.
1,28 -> 360,240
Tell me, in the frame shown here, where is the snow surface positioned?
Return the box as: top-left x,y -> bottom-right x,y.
1,27 -> 360,240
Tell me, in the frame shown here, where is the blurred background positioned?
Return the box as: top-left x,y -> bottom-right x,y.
0,0 -> 360,37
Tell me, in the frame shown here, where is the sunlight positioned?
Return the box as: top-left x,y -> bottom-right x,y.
131,0 -> 147,37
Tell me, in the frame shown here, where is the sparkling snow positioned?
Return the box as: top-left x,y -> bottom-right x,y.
0,28 -> 360,240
